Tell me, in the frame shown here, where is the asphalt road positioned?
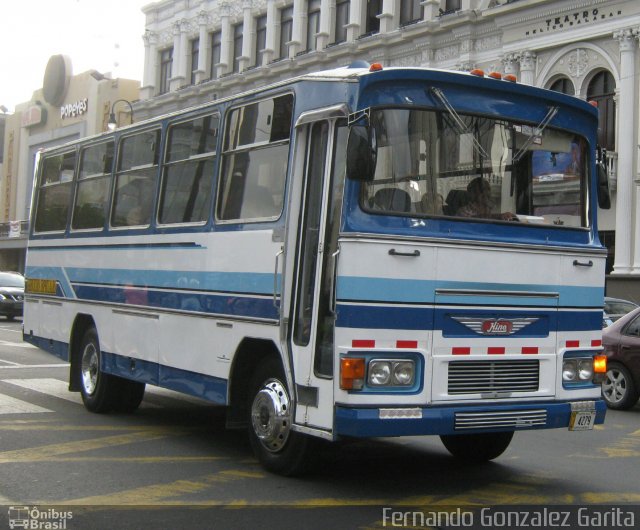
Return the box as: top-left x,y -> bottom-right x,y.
0,319 -> 638,529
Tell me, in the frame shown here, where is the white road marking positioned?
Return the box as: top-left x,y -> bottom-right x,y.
0,364 -> 69,370
0,340 -> 37,349
3,378 -> 82,405
0,392 -> 52,415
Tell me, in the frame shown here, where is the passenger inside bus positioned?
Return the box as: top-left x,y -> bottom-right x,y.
456,177 -> 517,221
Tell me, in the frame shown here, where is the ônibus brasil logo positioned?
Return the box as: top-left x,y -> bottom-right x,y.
7,506 -> 72,530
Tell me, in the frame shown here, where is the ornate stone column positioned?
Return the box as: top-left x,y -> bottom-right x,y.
290,0 -> 305,56
264,0 -> 278,64
519,51 -> 536,86
501,53 -> 519,76
613,28 -> 638,274
317,0 -> 332,49
346,0 -> 363,42
239,0 -> 254,71
421,0 -> 440,22
217,3 -> 232,77
141,30 -> 157,100
196,12 -> 209,83
169,20 -> 187,91
379,0 -> 396,35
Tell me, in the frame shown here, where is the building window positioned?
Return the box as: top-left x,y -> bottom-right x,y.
400,0 -> 423,26
190,39 -> 200,85
280,6 -> 294,59
365,0 -> 381,36
255,15 -> 267,67
334,0 -> 349,43
443,0 -> 461,14
306,0 -> 321,52
210,31 -> 222,79
549,77 -> 574,95
232,23 -> 243,73
587,71 -> 616,151
159,48 -> 173,95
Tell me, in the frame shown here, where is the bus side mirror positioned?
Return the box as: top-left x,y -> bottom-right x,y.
597,162 -> 611,210
346,124 -> 377,181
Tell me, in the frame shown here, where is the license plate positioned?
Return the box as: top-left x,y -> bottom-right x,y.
569,411 -> 596,431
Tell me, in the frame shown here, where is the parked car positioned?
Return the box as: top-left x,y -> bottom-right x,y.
603,296 -> 638,327
0,271 -> 24,320
601,306 -> 640,410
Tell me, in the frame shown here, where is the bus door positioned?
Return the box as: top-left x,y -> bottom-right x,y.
286,115 -> 346,432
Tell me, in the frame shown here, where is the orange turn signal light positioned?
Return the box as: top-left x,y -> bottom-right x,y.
593,355 -> 607,374
503,74 -> 517,82
340,357 -> 365,390
488,71 -> 502,80
369,62 -> 383,72
470,69 -> 485,77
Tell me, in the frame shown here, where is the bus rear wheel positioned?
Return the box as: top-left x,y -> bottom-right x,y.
78,328 -> 145,414
248,358 -> 314,476
79,328 -> 119,413
440,431 -> 514,462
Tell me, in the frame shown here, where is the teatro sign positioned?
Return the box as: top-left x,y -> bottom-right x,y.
61,98 -> 88,119
526,7 -> 624,37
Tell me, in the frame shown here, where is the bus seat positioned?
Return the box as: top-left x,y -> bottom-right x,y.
373,188 -> 412,212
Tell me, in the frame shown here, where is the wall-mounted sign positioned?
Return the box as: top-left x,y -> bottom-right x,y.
61,99 -> 88,119
43,55 -> 72,107
526,8 -> 623,37
21,105 -> 47,128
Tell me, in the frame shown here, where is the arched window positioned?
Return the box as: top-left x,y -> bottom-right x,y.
587,71 -> 616,150
549,77 -> 575,95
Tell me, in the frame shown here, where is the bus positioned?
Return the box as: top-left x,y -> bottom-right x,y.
23,63 -> 610,475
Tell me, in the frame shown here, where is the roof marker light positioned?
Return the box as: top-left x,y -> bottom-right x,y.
503,74 -> 517,82
470,69 -> 485,77
488,71 -> 502,80
588,100 -> 598,108
369,62 -> 383,72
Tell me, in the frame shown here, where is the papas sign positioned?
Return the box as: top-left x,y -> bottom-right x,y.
60,98 -> 88,119
526,8 -> 623,37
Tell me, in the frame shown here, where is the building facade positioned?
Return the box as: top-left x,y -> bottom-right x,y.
0,57 -> 139,271
135,0 -> 640,297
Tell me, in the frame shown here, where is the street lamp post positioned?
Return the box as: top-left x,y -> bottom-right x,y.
107,99 -> 134,131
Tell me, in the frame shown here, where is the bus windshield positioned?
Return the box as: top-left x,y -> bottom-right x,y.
362,107 -> 588,228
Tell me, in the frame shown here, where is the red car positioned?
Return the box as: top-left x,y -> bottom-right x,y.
601,307 -> 640,409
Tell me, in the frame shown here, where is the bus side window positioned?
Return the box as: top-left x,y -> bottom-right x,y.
111,129 -> 160,228
34,151 -> 76,233
217,94 -> 292,222
72,141 -> 114,230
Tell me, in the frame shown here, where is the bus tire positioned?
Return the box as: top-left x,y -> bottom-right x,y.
248,358 -> 314,476
113,379 -> 146,413
440,431 -> 514,462
78,328 -> 119,413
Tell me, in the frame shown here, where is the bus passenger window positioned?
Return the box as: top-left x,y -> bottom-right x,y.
34,151 -> 76,233
217,94 -> 292,222
111,129 -> 160,228
72,141 -> 114,230
159,114 -> 218,225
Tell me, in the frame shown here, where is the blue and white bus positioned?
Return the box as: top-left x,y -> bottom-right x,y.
24,63 -> 610,475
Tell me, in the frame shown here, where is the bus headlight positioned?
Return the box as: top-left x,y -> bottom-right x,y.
368,359 -> 415,387
578,359 -> 594,380
562,359 -> 577,382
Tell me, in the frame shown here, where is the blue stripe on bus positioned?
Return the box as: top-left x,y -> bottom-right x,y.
101,351 -> 228,404
26,266 -> 280,296
337,276 -> 603,308
73,284 -> 279,320
336,303 -> 603,332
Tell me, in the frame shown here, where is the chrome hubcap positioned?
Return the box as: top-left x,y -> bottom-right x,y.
602,369 -> 627,404
251,379 -> 291,453
81,343 -> 99,396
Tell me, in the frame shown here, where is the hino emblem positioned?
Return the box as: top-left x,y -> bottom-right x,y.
452,316 -> 539,335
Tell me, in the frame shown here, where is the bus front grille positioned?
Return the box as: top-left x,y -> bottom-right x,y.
454,409 -> 548,430
448,360 -> 540,395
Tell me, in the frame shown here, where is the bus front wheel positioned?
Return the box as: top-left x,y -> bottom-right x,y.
440,431 -> 514,462
248,358 -> 314,476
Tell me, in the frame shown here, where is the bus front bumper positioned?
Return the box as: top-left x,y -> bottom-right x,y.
334,400 -> 606,438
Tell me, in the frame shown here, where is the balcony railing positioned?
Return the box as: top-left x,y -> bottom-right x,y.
0,220 -> 29,240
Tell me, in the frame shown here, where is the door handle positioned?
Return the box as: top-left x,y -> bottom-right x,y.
389,249 -> 420,257
273,248 -> 284,309
573,259 -> 593,267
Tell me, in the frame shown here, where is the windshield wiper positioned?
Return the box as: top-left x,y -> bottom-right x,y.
430,87 -> 490,160
512,106 -> 559,164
